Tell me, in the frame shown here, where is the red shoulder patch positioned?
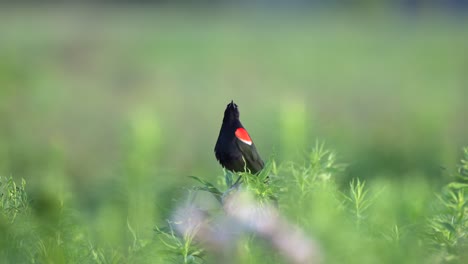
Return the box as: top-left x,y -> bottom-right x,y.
235,128 -> 252,145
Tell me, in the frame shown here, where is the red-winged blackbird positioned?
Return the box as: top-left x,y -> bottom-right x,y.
214,101 -> 264,174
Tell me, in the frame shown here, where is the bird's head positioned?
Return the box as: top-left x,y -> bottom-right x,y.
223,100 -> 240,122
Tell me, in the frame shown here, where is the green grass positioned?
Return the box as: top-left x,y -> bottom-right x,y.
1,7 -> 468,263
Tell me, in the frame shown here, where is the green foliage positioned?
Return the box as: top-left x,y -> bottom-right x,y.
4,143 -> 468,264
428,148 -> 468,262
241,159 -> 278,204
283,141 -> 345,198
343,178 -> 375,226
189,176 -> 223,204
0,176 -> 29,222
154,221 -> 205,264
189,158 -> 278,205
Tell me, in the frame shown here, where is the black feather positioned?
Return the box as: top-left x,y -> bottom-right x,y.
214,101 -> 264,174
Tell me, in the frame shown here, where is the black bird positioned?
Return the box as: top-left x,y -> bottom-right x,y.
214,101 -> 264,174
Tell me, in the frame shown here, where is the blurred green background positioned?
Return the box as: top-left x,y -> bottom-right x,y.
1,4 -> 468,263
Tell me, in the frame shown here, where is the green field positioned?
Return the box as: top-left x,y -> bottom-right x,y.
1,8 -> 468,263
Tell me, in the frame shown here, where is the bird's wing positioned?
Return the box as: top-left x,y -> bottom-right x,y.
235,128 -> 264,173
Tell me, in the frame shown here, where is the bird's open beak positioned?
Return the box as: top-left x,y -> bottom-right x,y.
228,100 -> 237,109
